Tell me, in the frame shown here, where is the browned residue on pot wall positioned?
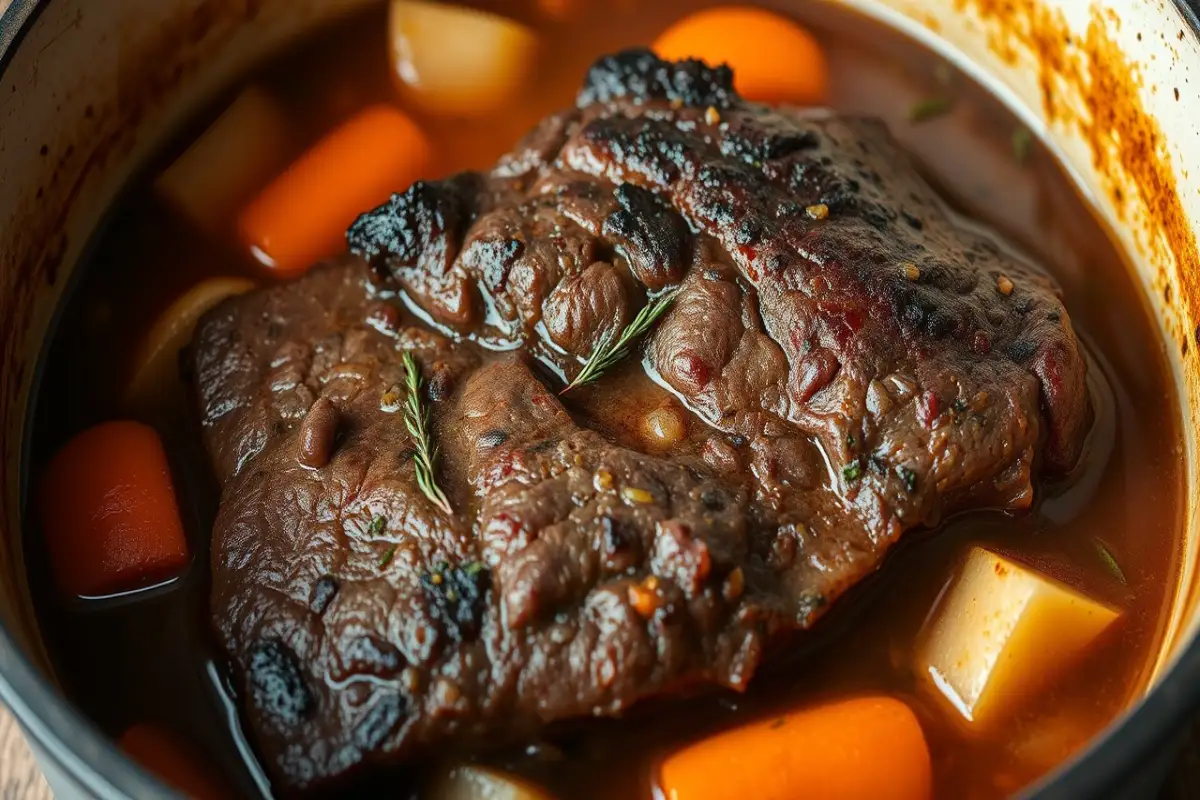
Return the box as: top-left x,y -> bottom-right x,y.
955,0 -> 1200,665
955,0 -> 1199,359
0,0 -> 262,661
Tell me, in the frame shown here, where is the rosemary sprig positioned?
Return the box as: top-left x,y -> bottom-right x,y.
401,351 -> 453,515
562,288 -> 681,393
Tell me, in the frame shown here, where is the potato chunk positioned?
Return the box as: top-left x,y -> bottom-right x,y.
125,277 -> 256,412
155,87 -> 291,235
427,765 -> 553,800
917,547 -> 1120,727
389,0 -> 539,117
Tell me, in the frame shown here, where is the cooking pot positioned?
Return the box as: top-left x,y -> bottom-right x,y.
1,0 -> 1198,797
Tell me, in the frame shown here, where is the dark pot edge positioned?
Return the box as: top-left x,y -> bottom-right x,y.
0,8 -> 185,800
1030,3 -> 1200,792
1,0 -> 1199,798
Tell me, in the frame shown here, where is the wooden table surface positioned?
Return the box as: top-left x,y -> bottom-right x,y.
0,706 -> 52,799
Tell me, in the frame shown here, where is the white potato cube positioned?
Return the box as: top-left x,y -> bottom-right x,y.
156,86 -> 291,235
918,547 -> 1120,727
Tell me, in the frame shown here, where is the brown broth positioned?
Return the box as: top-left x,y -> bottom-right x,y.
23,1 -> 1184,798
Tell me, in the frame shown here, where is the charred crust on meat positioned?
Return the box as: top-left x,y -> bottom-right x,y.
578,48 -> 738,109
581,116 -> 695,185
599,516 -> 639,572
478,429 -> 510,448
1006,339 -> 1038,363
720,121 -> 820,166
310,575 -> 339,615
248,639 -> 314,728
603,183 -> 689,289
347,174 -> 481,272
700,489 -> 725,511
421,562 -> 490,642
354,694 -> 406,751
427,363 -> 455,401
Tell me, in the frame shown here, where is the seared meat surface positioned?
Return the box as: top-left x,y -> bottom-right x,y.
193,50 -> 1090,793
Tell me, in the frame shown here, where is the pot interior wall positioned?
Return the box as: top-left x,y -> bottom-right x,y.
0,0 -> 1197,794
842,0 -> 1200,679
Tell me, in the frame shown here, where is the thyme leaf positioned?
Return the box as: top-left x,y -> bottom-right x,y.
379,544 -> 398,569
562,288 -> 681,393
402,351 -> 453,516
908,97 -> 953,123
1012,127 -> 1033,164
1093,538 -> 1127,585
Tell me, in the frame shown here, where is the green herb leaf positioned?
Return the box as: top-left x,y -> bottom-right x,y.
908,97 -> 953,123
898,466 -> 918,493
379,544 -> 398,569
1012,127 -> 1033,164
842,460 -> 863,483
562,288 -> 681,393
1093,538 -> 1127,585
402,351 -> 453,516
368,515 -> 386,536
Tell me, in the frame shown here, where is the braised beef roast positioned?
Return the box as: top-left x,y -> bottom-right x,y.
192,50 -> 1090,792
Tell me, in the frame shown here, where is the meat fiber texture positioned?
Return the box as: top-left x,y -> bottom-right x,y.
192,49 -> 1090,793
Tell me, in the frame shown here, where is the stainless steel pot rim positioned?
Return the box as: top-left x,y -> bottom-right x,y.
0,1 -> 1197,798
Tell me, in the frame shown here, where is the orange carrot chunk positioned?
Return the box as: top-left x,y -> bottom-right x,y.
238,104 -> 432,275
37,421 -> 189,598
658,696 -> 932,800
119,724 -> 225,800
653,7 -> 829,106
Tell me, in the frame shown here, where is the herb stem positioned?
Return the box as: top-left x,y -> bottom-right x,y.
1011,127 -> 1033,164
1093,538 -> 1127,585
402,352 -> 453,516
562,288 -> 681,393
908,97 -> 953,123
